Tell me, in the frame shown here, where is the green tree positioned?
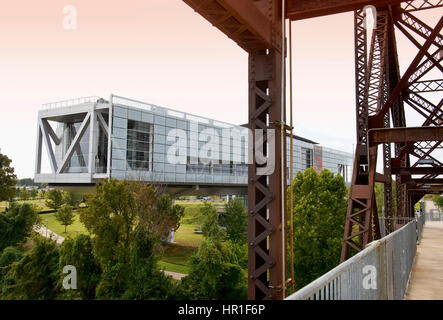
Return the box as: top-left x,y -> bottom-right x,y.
122,228 -> 176,300
0,203 -> 39,252
178,202 -> 247,300
288,168 -> 347,291
80,178 -> 183,299
30,188 -> 38,199
80,179 -> 138,263
0,246 -> 23,294
38,189 -> 45,199
220,198 -> 247,243
374,182 -> 397,216
19,187 -> 30,201
45,189 -> 64,211
81,179 -> 184,264
63,191 -> 82,208
2,235 -> 59,300
374,183 -> 384,216
179,238 -> 247,300
55,204 -> 75,233
200,202 -> 224,240
58,235 -> 101,299
134,184 -> 184,243
432,194 -> 443,211
226,240 -> 248,270
0,152 -> 17,202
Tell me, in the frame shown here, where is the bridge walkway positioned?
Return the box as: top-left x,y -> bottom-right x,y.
405,221 -> 443,300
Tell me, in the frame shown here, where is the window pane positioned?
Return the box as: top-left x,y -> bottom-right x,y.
127,120 -> 152,171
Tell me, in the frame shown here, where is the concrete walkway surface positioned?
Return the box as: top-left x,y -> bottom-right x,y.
164,271 -> 187,280
405,221 -> 443,300
33,225 -> 65,244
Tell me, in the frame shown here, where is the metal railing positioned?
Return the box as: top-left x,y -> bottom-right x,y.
425,209 -> 443,222
42,96 -> 101,110
286,216 -> 425,300
417,213 -> 425,243
111,94 -> 239,129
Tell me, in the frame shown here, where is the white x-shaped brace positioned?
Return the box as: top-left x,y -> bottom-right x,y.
39,111 -> 109,174
39,117 -> 61,173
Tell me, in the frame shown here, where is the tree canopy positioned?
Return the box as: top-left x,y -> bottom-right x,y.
57,235 -> 101,300
2,235 -> 60,300
0,203 -> 39,252
180,237 -> 247,300
55,205 -> 75,233
220,198 -> 247,243
288,168 -> 347,291
79,178 -> 184,299
432,194 -> 443,211
178,202 -> 247,300
0,152 -> 17,202
62,191 -> 82,208
45,189 -> 64,211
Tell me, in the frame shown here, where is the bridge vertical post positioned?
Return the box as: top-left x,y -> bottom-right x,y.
248,0 -> 286,300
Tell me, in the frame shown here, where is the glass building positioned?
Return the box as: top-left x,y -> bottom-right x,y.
35,95 -> 353,191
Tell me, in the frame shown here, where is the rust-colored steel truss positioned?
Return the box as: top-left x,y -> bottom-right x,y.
341,2 -> 443,261
182,0 -> 442,299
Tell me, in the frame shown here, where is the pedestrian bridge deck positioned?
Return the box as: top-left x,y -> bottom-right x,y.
405,221 -> 443,300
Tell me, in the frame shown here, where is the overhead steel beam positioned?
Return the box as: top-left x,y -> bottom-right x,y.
402,0 -> 443,12
408,185 -> 443,193
182,0 -> 281,52
286,0 -> 405,20
407,178 -> 443,185
391,166 -> 443,175
368,126 -> 443,145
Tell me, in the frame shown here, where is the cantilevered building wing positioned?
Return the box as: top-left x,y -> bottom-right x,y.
35,95 -> 353,188
35,97 -> 110,184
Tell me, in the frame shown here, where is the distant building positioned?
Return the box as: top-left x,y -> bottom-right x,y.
35,95 -> 353,195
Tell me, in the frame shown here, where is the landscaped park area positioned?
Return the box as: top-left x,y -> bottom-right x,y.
0,197 -> 223,275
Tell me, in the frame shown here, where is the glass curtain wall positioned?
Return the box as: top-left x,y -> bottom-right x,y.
66,122 -> 90,173
126,120 -> 153,170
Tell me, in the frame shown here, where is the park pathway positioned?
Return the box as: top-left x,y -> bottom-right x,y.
33,225 -> 65,244
163,271 -> 187,280
405,221 -> 443,300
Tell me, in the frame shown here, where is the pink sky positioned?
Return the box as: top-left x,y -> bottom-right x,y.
0,1 -> 441,178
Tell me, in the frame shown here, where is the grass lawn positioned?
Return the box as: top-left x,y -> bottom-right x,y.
0,198 -> 51,213
39,211 -> 89,239
173,200 -> 227,247
174,223 -> 203,247
173,202 -> 205,247
159,243 -> 196,275
175,200 -> 205,206
158,261 -> 190,274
